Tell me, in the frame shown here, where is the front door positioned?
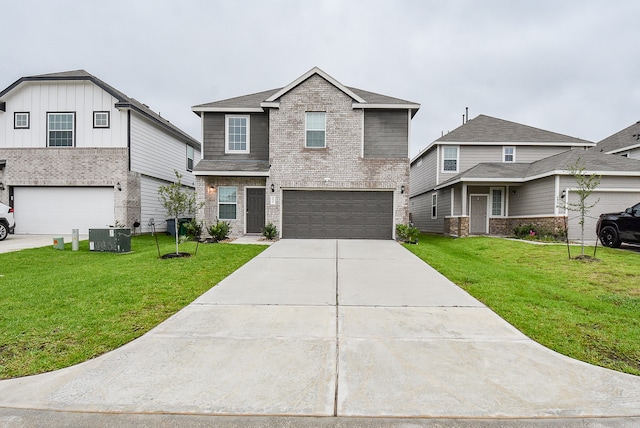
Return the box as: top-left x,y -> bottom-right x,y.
470,195 -> 488,235
246,188 -> 266,234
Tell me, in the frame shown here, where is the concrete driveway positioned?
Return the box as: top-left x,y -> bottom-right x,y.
1,239 -> 639,426
0,233 -> 88,253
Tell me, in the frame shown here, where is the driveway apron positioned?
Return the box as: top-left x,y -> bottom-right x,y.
0,239 -> 639,419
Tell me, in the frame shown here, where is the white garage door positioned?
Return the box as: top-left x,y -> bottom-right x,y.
14,187 -> 115,235
567,191 -> 640,241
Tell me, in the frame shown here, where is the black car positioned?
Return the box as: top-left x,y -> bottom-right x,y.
596,202 -> 640,248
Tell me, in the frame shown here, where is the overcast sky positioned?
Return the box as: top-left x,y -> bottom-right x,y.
2,0 -> 639,157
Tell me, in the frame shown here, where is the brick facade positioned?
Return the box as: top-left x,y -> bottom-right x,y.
0,147 -> 141,227
266,75 -> 409,233
444,215 -> 566,237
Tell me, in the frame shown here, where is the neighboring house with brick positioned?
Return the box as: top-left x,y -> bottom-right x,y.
0,70 -> 201,234
410,115 -> 596,238
191,67 -> 419,239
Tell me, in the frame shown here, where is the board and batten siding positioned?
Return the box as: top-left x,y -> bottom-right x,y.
363,110 -> 408,158
202,112 -> 269,160
129,113 -> 200,188
509,176 -> 556,216
409,149 -> 437,196
0,81 -> 127,148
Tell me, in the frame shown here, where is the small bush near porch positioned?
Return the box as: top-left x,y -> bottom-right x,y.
404,234 -> 640,376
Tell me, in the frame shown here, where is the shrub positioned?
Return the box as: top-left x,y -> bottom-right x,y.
208,220 -> 231,242
183,219 -> 203,241
262,222 -> 278,240
512,224 -> 566,241
396,223 -> 420,244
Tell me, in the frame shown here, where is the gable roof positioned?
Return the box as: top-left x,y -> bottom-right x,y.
412,114 -> 594,164
0,70 -> 200,149
596,121 -> 640,154
192,67 -> 420,116
435,149 -> 640,190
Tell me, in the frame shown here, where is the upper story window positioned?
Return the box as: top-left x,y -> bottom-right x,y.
442,146 -> 458,172
218,186 -> 237,220
93,111 -> 110,128
186,145 -> 194,171
47,112 -> 75,147
14,112 -> 29,129
503,146 -> 515,162
306,112 -> 326,148
225,115 -> 250,153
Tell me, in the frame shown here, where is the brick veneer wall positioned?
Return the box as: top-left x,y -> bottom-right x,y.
443,215 -> 566,237
0,147 -> 140,228
266,75 -> 409,235
444,216 -> 469,237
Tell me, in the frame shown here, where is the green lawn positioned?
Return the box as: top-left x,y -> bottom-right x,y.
0,235 -> 266,379
404,234 -> 640,376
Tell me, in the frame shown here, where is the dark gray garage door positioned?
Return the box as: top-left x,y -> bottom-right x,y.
282,190 -> 393,239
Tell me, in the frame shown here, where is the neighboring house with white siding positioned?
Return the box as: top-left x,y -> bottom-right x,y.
0,70 -> 201,234
191,67 -> 419,239
596,120 -> 640,160
409,114 -> 640,240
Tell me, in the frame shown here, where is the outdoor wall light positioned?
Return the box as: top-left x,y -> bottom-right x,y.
116,182 -> 122,191
0,182 -> 4,191
511,190 -> 516,195
561,189 -> 566,199
401,185 -> 405,194
271,184 -> 275,192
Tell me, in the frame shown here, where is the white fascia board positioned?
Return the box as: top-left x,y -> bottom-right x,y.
193,170 -> 270,177
260,102 -> 279,108
526,169 -> 640,181
352,103 -> 421,110
434,177 -> 525,190
605,143 -> 640,154
436,141 -> 596,147
265,67 -> 366,103
191,107 -> 264,113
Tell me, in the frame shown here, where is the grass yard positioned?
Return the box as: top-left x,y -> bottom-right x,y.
404,234 -> 640,376
0,235 -> 266,379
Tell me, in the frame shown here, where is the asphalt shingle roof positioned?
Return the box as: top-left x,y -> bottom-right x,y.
596,121 -> 640,154
436,114 -> 593,145
193,159 -> 270,173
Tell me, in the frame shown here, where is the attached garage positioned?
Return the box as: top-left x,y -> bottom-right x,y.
282,190 -> 394,239
13,187 -> 115,235
567,190 -> 640,241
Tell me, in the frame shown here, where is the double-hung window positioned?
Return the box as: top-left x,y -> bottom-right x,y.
306,112 -> 326,148
14,112 -> 29,129
503,146 -> 515,162
442,146 -> 458,172
225,115 -> 250,153
186,145 -> 194,171
218,186 -> 237,220
47,112 -> 75,147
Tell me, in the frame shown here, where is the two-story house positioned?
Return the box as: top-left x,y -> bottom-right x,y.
191,67 -> 419,239
410,114 -> 640,241
0,70 -> 201,235
596,120 -> 640,159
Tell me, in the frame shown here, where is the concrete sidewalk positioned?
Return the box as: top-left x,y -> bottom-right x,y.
1,239 -> 639,426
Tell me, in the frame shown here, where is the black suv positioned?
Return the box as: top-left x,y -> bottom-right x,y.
596,202 -> 640,248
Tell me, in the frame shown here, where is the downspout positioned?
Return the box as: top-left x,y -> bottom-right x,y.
127,110 -> 131,171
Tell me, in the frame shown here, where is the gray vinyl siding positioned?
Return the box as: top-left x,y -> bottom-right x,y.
560,175 -> 640,190
452,186 -> 462,216
458,146 -> 502,171
363,110 -> 408,159
409,191 -> 444,233
515,146 -> 573,163
509,176 -> 556,216
202,112 -> 269,161
409,149 -> 437,196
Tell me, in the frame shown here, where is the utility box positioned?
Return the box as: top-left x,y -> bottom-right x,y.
89,228 -> 131,253
53,237 -> 64,250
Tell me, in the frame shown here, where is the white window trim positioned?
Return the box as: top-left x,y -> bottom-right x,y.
503,146 -> 516,163
47,112 -> 75,147
93,111 -> 110,128
431,192 -> 438,219
305,111 -> 326,148
14,112 -> 29,129
218,186 -> 238,220
441,145 -> 459,173
490,187 -> 505,217
225,115 -> 250,154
